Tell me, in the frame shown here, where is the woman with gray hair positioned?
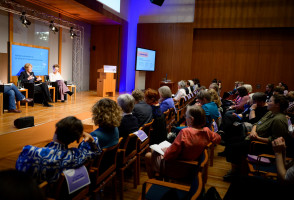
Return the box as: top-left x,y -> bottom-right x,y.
158,86 -> 175,113
117,94 -> 139,140
173,80 -> 186,101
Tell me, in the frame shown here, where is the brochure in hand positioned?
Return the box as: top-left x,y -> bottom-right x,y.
150,140 -> 171,155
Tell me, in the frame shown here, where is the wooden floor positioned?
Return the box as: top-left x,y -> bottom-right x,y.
0,91 -> 231,199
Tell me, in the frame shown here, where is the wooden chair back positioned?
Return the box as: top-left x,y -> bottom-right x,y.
119,133 -> 138,165
46,161 -> 92,200
138,119 -> 154,152
161,149 -> 209,185
91,137 -> 122,185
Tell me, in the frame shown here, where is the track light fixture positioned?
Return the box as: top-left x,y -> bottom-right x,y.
70,27 -> 77,39
20,12 -> 31,28
49,21 -> 59,34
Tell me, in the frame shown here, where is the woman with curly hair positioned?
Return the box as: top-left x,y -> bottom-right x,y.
90,98 -> 122,148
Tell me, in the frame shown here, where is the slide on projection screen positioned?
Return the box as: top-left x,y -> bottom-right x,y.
135,47 -> 156,72
11,43 -> 49,76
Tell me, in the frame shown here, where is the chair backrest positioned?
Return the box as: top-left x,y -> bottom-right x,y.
92,137 -> 122,184
139,119 -> 154,136
48,161 -> 92,200
121,133 -> 138,163
138,119 -> 154,150
163,109 -> 170,122
162,149 -> 208,183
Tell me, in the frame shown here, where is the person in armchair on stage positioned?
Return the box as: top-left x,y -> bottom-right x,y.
18,63 -> 53,107
15,116 -> 101,183
2,83 -> 32,113
49,64 -> 73,102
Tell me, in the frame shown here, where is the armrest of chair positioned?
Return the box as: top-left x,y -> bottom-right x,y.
142,178 -> 189,200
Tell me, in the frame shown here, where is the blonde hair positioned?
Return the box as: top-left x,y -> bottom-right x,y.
92,98 -> 122,128
24,63 -> 32,70
208,89 -> 221,108
132,89 -> 144,102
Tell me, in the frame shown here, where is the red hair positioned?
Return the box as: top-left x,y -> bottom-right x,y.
144,88 -> 159,105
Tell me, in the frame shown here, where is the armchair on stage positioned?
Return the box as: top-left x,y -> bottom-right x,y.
97,65 -> 116,97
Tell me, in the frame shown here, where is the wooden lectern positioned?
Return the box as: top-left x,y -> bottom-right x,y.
97,65 -> 116,97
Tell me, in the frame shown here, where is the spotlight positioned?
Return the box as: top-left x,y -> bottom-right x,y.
49,21 -> 58,34
20,12 -> 31,28
70,27 -> 77,39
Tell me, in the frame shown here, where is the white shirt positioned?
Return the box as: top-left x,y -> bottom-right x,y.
49,72 -> 64,82
173,88 -> 186,101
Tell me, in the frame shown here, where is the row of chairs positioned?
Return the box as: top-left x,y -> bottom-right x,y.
40,120 -> 154,200
142,145 -> 210,200
174,90 -> 199,125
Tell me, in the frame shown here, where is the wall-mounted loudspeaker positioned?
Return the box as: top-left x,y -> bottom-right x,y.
150,0 -> 165,6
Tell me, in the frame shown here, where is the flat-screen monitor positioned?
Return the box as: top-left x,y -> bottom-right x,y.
135,47 -> 156,72
10,42 -> 49,76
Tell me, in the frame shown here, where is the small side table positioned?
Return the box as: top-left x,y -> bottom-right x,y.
18,88 -> 28,109
48,87 -> 55,102
67,85 -> 76,99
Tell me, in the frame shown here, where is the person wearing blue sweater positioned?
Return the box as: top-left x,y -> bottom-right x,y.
158,86 -> 176,113
196,90 -> 220,128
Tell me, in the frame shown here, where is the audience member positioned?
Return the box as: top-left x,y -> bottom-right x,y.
185,80 -> 191,94
117,94 -> 139,140
286,91 -> 294,115
145,88 -> 167,145
273,86 -> 284,95
192,78 -> 201,91
16,116 -> 101,183
209,83 -> 219,96
279,82 -> 289,96
229,86 -> 249,112
173,80 -> 186,101
145,105 -> 221,179
188,80 -> 194,92
243,84 -> 253,100
0,169 -> 46,200
131,89 -> 153,128
19,63 -> 53,107
196,90 -> 220,128
49,64 -> 73,102
224,94 -> 289,181
90,98 -> 122,148
265,83 -> 274,102
3,83 -> 32,113
223,137 -> 294,200
221,92 -> 268,147
158,86 -> 175,113
208,88 -> 221,108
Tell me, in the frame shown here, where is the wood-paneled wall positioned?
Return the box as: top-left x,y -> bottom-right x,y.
137,24 -> 294,94
191,28 -> 294,94
137,23 -> 193,91
194,0 -> 294,28
90,25 -> 120,90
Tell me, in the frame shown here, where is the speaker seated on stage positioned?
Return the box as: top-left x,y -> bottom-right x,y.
48,64 -> 72,102
15,116 -> 102,183
0,83 -> 33,113
18,63 -> 53,107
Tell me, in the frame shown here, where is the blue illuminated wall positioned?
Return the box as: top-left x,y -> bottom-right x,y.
119,0 -> 154,92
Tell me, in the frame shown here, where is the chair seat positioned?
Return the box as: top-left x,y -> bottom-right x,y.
145,183 -> 189,200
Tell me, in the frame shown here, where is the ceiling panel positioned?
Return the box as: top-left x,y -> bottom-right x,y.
23,0 -> 120,25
